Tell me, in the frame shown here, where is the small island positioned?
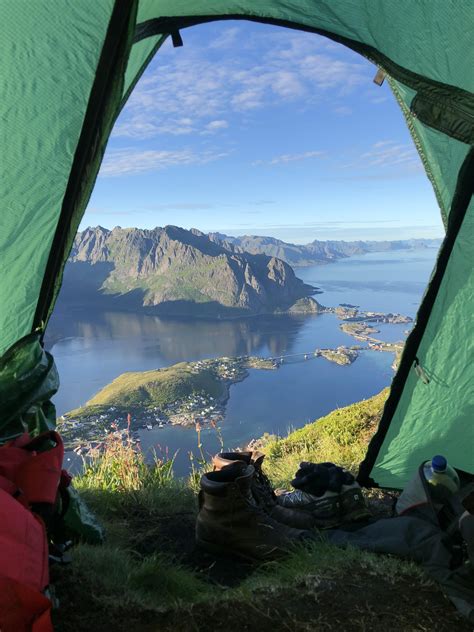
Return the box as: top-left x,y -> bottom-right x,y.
317,347 -> 359,366
340,321 -> 380,341
335,306 -> 410,364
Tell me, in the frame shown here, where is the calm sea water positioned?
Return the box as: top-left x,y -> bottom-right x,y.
47,248 -> 438,475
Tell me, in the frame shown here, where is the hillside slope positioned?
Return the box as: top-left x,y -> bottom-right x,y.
53,388 -> 469,631
83,363 -> 223,410
263,388 -> 388,485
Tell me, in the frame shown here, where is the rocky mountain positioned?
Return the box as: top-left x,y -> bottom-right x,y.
59,226 -> 316,317
208,233 -> 441,267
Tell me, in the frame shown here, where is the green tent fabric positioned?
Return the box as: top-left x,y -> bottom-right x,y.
359,196 -> 474,487
0,1 -> 472,487
0,334 -> 59,441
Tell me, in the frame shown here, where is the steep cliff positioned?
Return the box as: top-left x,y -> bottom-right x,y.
62,226 -> 316,316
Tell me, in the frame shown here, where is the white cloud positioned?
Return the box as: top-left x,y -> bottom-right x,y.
202,119 -> 229,134
113,117 -> 196,137
208,27 -> 241,49
143,202 -> 216,211
370,95 -> 389,105
100,148 -> 229,177
360,141 -> 420,168
334,106 -> 352,116
112,29 -> 369,139
253,150 -> 325,166
251,199 -> 276,205
342,140 -> 422,171
372,140 -> 395,148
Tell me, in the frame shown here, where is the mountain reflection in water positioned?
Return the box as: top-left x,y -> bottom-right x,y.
49,249 -> 438,475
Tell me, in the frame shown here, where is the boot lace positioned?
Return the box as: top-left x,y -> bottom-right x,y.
253,468 -> 276,506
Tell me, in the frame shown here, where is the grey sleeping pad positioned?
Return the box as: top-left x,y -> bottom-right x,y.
327,507 -> 474,622
327,465 -> 474,622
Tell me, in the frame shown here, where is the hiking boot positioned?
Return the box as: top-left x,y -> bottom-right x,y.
196,463 -> 312,560
212,452 -> 319,529
340,482 -> 371,522
277,489 -> 342,529
277,461 -> 369,527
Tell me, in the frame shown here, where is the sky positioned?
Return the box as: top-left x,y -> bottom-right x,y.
82,21 -> 444,244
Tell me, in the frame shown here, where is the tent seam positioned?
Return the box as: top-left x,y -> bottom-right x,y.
133,15 -> 474,134
32,1 -> 138,334
387,77 -> 448,227
357,146 -> 474,488
120,34 -> 169,111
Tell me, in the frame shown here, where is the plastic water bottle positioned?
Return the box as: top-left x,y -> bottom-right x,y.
423,455 -> 460,504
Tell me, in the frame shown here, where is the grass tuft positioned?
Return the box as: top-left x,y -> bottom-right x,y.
237,538 -> 427,598
68,544 -> 211,612
75,431 -> 175,495
262,389 -> 389,489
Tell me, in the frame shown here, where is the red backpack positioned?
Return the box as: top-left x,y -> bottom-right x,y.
0,431 -> 64,632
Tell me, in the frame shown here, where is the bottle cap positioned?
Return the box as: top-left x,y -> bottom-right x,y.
432,455 -> 447,472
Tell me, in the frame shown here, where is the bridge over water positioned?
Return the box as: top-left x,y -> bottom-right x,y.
268,350 -> 333,364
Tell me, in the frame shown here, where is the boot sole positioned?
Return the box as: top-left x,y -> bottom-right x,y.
342,509 -> 372,523
286,511 -> 342,530
195,537 -> 281,562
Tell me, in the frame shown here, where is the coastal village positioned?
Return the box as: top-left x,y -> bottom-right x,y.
59,356 -> 276,455
59,306 -> 411,458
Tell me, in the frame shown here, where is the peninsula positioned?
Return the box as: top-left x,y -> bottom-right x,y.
58,304 -> 413,455
59,356 -> 277,450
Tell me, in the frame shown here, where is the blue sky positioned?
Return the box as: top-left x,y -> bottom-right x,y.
83,21 -> 444,243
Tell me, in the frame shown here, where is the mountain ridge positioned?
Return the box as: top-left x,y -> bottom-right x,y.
60,225 -> 317,317
208,232 -> 442,267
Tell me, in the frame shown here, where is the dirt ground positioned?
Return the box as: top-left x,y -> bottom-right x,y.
161,572 -> 472,632
53,559 -> 471,632
53,497 -> 472,632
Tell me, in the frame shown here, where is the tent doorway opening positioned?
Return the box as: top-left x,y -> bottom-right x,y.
0,5 -> 472,492
52,19 -> 444,484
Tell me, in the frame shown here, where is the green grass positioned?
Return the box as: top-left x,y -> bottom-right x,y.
75,432 -> 176,496
62,544 -> 209,612
59,432 -> 211,616
54,388 -> 449,631
262,388 -> 389,489
69,363 -> 224,415
236,538 -> 426,599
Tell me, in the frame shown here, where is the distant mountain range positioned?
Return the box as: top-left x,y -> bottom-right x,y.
56,226 -> 440,318
58,226 -> 316,317
208,233 -> 442,267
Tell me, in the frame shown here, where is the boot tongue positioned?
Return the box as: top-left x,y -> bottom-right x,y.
212,452 -> 251,471
248,458 -> 277,507
236,464 -> 255,480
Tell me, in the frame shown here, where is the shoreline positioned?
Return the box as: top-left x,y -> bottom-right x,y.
57,304 -> 411,456
58,356 -> 277,452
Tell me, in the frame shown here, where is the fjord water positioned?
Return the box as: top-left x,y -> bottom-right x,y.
48,248 -> 438,475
